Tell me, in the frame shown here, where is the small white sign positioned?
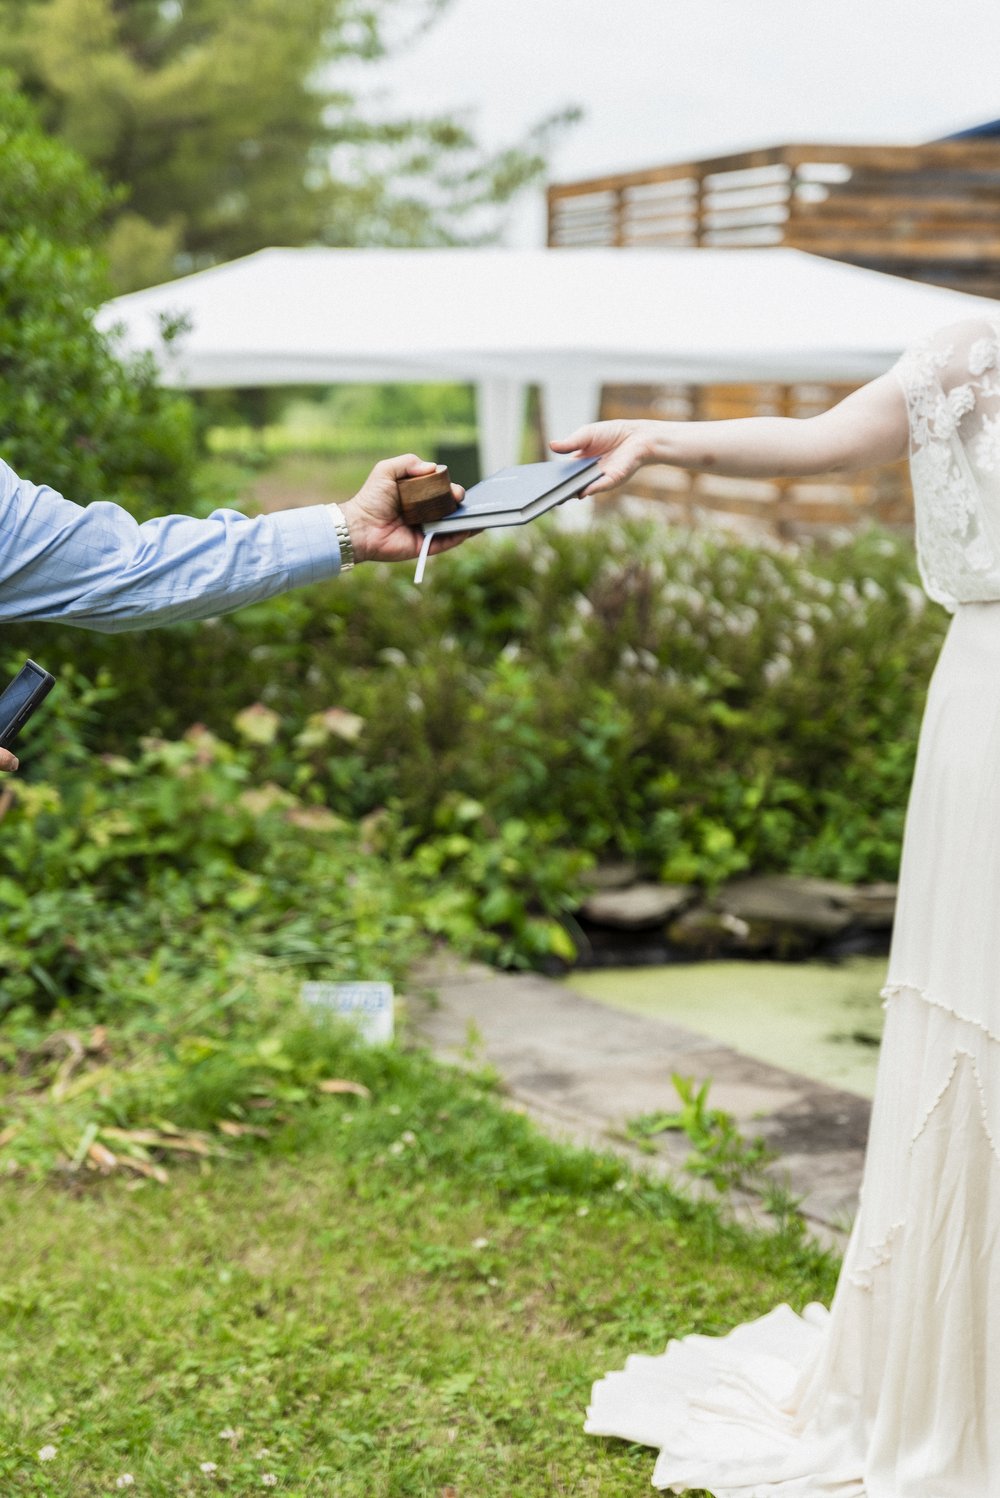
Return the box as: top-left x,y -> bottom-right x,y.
300,981 -> 395,1045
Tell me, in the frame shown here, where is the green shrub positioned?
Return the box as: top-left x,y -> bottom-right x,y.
0,80 -> 196,516
0,680 -> 593,1174
5,515 -> 944,891
0,662 -> 591,1018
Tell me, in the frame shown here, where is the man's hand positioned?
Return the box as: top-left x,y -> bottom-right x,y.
339,456 -> 469,564
0,748 -> 18,773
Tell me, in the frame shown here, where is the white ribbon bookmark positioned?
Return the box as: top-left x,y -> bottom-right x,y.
414,529 -> 433,585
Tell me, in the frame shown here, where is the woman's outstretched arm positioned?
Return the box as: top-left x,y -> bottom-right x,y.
551,370 -> 910,497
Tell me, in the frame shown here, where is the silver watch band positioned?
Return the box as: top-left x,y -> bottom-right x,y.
328,503 -> 356,572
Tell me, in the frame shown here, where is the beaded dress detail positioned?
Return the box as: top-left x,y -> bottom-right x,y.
584,316 -> 1000,1496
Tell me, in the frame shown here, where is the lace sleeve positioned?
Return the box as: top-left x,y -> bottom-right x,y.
890,315 -> 1000,612
892,318 -> 1000,454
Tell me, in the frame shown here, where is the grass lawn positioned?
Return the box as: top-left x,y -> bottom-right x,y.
0,1039 -> 838,1497
243,455 -> 377,513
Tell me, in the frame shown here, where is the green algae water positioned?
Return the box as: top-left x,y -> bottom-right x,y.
566,957 -> 888,1098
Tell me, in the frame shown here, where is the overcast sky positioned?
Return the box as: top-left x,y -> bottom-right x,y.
348,0 -> 1000,242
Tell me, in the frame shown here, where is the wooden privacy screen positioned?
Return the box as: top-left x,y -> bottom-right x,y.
549,141 -> 1000,535
548,142 -> 1000,294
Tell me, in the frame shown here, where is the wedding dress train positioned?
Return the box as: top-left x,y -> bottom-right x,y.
585,316 -> 1000,1495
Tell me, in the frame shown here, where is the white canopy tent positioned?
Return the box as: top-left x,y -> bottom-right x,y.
97,246 -> 999,476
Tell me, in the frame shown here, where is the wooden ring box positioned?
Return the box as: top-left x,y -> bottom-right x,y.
398,464 -> 459,525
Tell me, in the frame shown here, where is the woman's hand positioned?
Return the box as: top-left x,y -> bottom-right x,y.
0,748 -> 19,773
553,372 -> 909,488
550,420 -> 657,496
340,455 -> 469,564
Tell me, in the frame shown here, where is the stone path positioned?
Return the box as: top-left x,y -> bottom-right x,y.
409,952 -> 870,1250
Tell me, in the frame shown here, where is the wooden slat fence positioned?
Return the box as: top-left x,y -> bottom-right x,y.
548,143 -> 1000,294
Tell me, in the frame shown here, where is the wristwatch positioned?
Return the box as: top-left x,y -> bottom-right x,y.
328,503 -> 355,571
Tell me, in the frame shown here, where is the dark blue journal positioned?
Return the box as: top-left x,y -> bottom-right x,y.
413,457 -> 600,582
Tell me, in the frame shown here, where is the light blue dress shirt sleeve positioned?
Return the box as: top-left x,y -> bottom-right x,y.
0,458 -> 345,633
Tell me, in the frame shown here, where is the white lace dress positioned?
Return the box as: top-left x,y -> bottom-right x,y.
584,315 -> 1000,1497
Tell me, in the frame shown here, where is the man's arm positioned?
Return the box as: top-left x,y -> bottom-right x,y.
0,454 -> 465,635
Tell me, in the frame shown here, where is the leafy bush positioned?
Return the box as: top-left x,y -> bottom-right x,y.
0,665 -> 590,1013
6,515 -> 945,892
0,676 -> 594,1174
0,79 -> 196,517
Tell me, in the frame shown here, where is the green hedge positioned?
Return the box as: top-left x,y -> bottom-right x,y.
6,515 -> 946,903
0,80 -> 196,519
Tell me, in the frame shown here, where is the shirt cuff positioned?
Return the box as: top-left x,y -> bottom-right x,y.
268,503 -> 345,586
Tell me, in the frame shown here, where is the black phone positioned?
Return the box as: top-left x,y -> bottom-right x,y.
0,660 -> 56,749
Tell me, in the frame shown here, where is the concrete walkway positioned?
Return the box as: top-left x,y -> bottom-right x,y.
409,952 -> 870,1249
